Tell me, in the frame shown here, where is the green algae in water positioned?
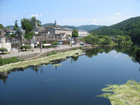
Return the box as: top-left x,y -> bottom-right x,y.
127,56 -> 136,62
97,80 -> 140,105
0,50 -> 83,72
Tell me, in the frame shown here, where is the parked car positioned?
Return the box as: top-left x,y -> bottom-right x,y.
72,42 -> 77,45
81,43 -> 86,45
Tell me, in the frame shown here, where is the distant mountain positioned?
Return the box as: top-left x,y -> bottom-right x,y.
5,25 -> 21,29
42,23 -> 103,31
77,25 -> 103,31
90,16 -> 140,42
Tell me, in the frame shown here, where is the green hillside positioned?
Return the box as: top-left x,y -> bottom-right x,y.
90,16 -> 140,42
42,23 -> 103,31
78,25 -> 102,31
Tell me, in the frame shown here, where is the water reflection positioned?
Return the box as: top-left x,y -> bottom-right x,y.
85,46 -> 140,64
0,57 -> 76,83
1,45 -> 140,84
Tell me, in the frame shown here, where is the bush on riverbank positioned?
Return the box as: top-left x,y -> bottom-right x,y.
46,52 -> 57,56
0,57 -> 20,66
72,48 -> 77,50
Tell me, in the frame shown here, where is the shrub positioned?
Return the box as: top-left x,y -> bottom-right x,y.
131,45 -> 138,52
51,42 -> 59,46
0,48 -> 8,53
0,57 -> 20,66
72,48 -> 77,50
20,45 -> 31,51
46,52 -> 57,56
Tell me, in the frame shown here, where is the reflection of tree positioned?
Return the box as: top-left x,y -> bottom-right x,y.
85,46 -> 113,58
85,48 -> 99,58
71,56 -> 79,61
135,49 -> 140,64
114,45 -> 131,53
104,46 -> 112,53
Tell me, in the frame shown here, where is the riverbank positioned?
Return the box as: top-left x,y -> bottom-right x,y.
0,44 -> 93,60
0,50 -> 83,72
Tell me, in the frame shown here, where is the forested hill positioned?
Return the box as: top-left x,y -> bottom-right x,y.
42,24 -> 103,31
90,16 -> 140,42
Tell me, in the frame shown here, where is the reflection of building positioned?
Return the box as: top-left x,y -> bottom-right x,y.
0,29 -> 11,51
0,72 -> 8,83
78,29 -> 89,38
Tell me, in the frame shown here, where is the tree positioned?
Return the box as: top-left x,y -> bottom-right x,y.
51,42 -> 59,46
13,20 -> 18,30
13,26 -> 18,30
116,35 -> 125,45
125,35 -> 131,41
85,35 -> 99,44
9,33 -> 15,37
30,17 -> 42,26
16,29 -> 22,36
15,20 -> 18,28
25,31 -> 35,40
21,18 -> 30,30
20,45 -> 31,51
24,23 -> 33,34
103,36 -> 112,44
0,48 -> 8,53
72,29 -> 79,37
0,24 -> 4,29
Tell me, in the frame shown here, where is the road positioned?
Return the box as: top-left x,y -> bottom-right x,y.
0,44 -> 83,58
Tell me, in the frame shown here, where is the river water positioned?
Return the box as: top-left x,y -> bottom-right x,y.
0,46 -> 140,105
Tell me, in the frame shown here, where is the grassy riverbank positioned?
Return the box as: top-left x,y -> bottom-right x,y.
0,50 -> 83,72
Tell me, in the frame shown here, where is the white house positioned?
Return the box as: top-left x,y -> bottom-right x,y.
78,29 -> 89,38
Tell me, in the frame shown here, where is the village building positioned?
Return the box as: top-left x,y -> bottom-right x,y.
0,29 -> 11,51
32,18 -> 71,45
4,27 -> 16,35
78,29 -> 89,38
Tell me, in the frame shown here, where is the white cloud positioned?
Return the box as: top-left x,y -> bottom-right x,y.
116,12 -> 123,16
91,19 -> 98,25
31,14 -> 39,17
40,14 -> 42,16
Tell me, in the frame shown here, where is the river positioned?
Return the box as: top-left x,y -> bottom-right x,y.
0,46 -> 140,105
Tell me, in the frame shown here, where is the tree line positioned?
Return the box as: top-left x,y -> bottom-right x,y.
90,16 -> 140,43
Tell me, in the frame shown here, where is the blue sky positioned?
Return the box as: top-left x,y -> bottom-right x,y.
0,0 -> 140,27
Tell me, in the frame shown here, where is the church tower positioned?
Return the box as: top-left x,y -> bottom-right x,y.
54,20 -> 57,26
35,16 -> 37,27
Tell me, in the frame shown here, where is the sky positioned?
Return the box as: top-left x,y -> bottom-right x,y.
0,0 -> 140,27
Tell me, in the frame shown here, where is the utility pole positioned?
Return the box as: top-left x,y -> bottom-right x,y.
71,37 -> 72,48
40,31 -> 43,53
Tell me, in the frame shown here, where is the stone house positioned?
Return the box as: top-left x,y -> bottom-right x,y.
4,28 -> 16,35
0,29 -> 11,51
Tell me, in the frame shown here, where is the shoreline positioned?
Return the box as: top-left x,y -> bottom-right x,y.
0,49 -> 84,72
0,44 -> 94,60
